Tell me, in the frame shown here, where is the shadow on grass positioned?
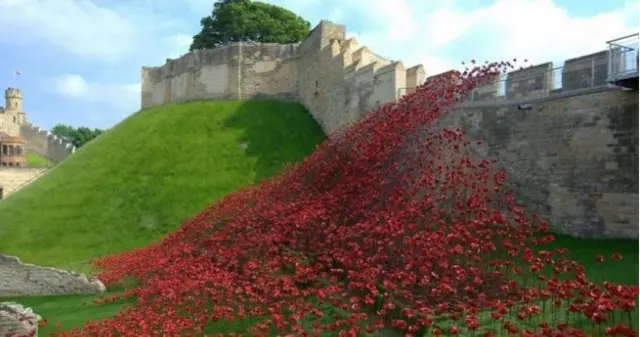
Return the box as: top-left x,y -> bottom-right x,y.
223,100 -> 326,183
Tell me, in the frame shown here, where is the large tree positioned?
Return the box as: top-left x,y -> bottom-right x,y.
190,0 -> 311,50
51,124 -> 105,149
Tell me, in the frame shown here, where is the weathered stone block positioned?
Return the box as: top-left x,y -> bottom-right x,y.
0,255 -> 105,297
0,302 -> 41,337
562,50 -> 609,90
505,62 -> 554,100
447,89 -> 638,238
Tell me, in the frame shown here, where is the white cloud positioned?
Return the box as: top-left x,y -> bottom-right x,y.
54,74 -> 139,112
4,0 -> 635,72
0,0 -> 193,124
328,0 -> 638,75
436,0 -> 635,64
165,34 -> 194,59
0,0 -> 140,61
0,0 -> 193,62
4,0 -> 637,129
345,0 -> 418,42
328,8 -> 345,23
56,74 -> 90,97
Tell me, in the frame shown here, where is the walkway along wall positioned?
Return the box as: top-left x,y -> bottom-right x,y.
142,21 -> 638,239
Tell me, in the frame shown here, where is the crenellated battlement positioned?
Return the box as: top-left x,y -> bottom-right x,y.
141,20 -> 636,138
20,123 -> 76,163
420,49 -> 619,106
141,20 -> 426,134
4,88 -> 22,99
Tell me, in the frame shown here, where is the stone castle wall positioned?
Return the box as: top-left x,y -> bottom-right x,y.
423,50 -> 637,239
442,89 -> 637,239
141,20 -> 425,134
143,20 -> 637,238
0,302 -> 41,337
0,88 -> 75,164
0,124 -> 72,199
20,123 -> 76,163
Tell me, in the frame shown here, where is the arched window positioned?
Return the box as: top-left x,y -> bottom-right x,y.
12,116 -> 16,123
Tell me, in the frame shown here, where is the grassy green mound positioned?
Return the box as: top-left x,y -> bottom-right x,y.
25,151 -> 54,168
1,100 -> 636,336
0,100 -> 325,269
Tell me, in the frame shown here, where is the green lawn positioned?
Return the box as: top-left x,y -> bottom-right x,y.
25,151 -> 54,168
4,292 -> 128,335
0,99 -> 637,336
541,234 -> 638,285
0,100 -> 325,269
6,234 -> 637,336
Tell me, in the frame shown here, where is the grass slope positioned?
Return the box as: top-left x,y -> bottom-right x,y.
25,151 -> 54,168
0,100 -> 636,336
0,100 -> 325,269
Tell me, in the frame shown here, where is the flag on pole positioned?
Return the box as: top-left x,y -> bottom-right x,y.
11,70 -> 21,88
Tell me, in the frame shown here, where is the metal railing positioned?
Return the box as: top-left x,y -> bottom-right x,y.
606,33 -> 639,82
397,50 -> 622,104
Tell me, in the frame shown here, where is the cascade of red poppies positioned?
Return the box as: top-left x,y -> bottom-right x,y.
49,60 -> 637,337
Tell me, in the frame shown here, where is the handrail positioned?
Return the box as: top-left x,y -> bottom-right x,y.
397,50 -> 624,102
609,44 -> 636,51
605,33 -> 640,45
607,35 -> 638,84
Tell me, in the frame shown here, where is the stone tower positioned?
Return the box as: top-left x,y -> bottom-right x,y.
0,88 -> 27,167
4,88 -> 26,126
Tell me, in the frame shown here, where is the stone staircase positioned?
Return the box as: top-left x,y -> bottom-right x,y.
0,168 -> 47,199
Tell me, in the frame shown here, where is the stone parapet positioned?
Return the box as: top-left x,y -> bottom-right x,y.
19,124 -> 75,163
141,20 -> 424,135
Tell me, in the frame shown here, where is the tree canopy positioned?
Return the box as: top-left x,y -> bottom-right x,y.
190,0 -> 311,50
51,124 -> 105,149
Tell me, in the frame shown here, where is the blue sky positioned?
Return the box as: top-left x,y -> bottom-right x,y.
0,0 -> 637,130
